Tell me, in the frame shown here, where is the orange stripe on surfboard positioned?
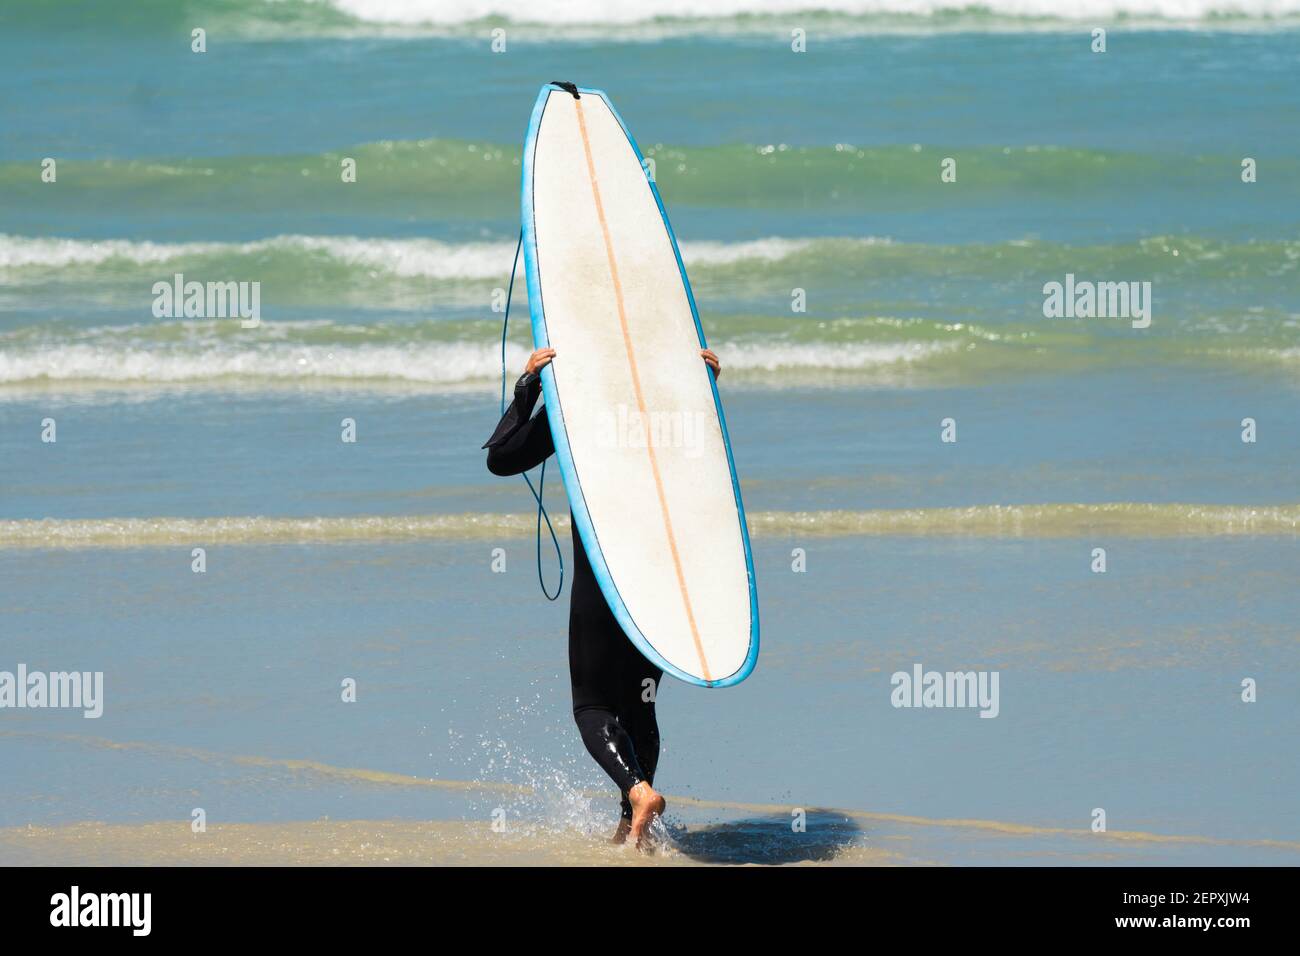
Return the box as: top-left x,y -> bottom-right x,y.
571,95 -> 712,684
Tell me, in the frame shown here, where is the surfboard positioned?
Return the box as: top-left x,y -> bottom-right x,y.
521,82 -> 759,689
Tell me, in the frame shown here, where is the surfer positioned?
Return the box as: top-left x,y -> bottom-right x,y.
484,346 -> 722,848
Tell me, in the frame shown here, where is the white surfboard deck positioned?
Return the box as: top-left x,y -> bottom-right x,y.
521,84 -> 758,688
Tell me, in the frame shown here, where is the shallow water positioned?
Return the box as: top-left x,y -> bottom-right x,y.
2,535 -> 1297,863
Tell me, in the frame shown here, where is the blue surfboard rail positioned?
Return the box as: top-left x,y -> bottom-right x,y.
520,83 -> 759,689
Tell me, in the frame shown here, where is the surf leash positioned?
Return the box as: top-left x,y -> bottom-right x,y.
499,228 -> 564,601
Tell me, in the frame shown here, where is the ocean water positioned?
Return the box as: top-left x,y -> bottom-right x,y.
1,0 -> 1298,865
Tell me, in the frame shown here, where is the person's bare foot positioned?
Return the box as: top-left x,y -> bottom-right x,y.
627,781 -> 666,850
609,817 -> 632,845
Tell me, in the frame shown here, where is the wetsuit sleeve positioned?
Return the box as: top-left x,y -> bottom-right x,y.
483,372 -> 555,475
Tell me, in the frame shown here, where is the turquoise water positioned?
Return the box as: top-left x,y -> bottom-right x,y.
1,1 -> 1298,863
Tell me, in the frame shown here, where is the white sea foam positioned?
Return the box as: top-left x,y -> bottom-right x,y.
0,332 -> 943,389
0,234 -> 516,278
319,0 -> 1300,26
0,339 -> 524,386
720,339 -> 951,370
3,503 -> 1296,549
0,236 -> 227,269
0,233 -> 842,278
681,237 -> 821,264
287,236 -> 516,278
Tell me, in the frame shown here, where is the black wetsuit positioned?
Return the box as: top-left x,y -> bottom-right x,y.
484,372 -> 662,819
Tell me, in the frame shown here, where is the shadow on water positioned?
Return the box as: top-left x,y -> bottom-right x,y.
663,810 -> 865,865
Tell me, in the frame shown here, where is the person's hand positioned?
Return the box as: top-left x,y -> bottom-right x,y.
525,347 -> 556,375
700,348 -> 721,378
